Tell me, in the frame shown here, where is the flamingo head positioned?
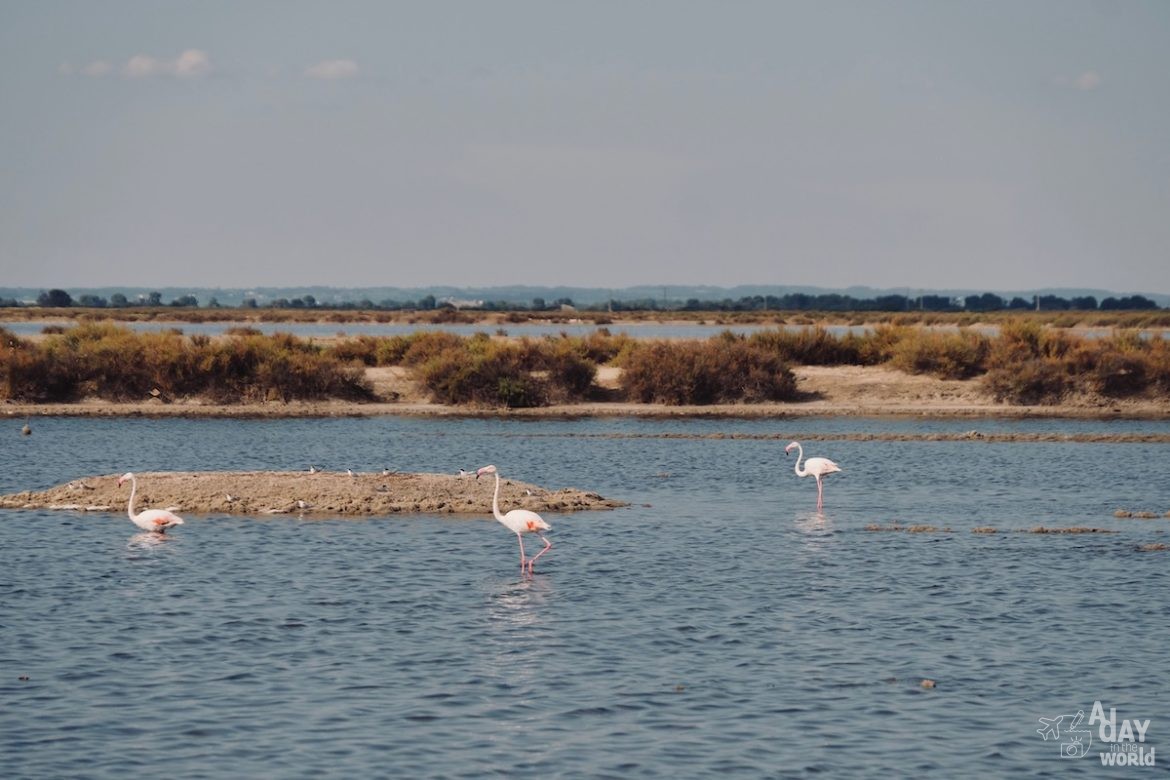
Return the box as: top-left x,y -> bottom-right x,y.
475,465 -> 497,480
784,442 -> 799,456
117,472 -> 134,486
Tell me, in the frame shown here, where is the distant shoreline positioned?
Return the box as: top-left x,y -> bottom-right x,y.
3,307 -> 1170,331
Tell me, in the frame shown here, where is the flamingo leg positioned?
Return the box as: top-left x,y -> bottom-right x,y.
815,476 -> 824,509
526,535 -> 552,574
515,532 -> 528,573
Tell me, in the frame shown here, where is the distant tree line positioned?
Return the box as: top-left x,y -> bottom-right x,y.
5,288 -> 1163,312
15,289 -> 210,309
671,292 -> 1162,312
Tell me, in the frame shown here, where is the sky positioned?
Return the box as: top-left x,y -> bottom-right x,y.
1,0 -> 1168,295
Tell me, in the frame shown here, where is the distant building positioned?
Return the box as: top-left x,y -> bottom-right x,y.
440,297 -> 484,310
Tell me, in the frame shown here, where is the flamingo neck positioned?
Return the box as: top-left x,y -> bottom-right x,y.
126,476 -> 138,521
491,473 -> 505,521
791,445 -> 807,477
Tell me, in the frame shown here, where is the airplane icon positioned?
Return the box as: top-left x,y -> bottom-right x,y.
1037,715 -> 1064,741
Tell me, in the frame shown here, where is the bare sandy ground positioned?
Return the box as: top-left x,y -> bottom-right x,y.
5,364 -> 1168,420
0,470 -> 627,516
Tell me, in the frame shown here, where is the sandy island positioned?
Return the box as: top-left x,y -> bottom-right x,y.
0,470 -> 627,516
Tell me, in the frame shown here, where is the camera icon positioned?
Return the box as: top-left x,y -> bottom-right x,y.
1060,734 -> 1091,759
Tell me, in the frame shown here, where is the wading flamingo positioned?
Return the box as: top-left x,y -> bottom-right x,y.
785,441 -> 841,510
476,465 -> 551,575
118,472 -> 185,534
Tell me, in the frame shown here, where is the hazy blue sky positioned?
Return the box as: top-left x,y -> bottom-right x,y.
2,1 -> 1168,294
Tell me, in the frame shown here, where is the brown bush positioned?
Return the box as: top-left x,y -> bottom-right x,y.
620,337 -> 797,405
400,331 -> 467,366
0,325 -> 372,403
984,358 -> 1072,404
417,339 -> 547,407
887,329 -> 989,380
749,326 -> 863,365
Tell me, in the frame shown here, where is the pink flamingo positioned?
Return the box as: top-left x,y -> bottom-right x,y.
785,441 -> 841,510
476,465 -> 551,575
118,472 -> 185,534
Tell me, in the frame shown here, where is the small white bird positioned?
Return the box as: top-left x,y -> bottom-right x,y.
225,493 -> 236,503
308,465 -> 319,474
785,441 -> 842,510
118,472 -> 185,534
382,467 -> 394,476
346,468 -> 355,478
458,468 -> 469,478
296,499 -> 312,510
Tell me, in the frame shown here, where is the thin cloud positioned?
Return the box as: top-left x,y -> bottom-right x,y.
123,54 -> 163,78
1056,70 -> 1103,91
59,60 -> 113,77
1074,70 -> 1102,90
122,49 -> 212,79
305,59 -> 359,79
82,60 -> 113,77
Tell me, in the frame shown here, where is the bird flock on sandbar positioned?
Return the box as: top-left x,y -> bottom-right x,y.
107,440 -> 839,576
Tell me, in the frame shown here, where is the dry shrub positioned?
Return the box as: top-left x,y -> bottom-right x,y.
1,328 -> 79,401
430,307 -> 476,324
851,324 -> 911,365
982,319 -> 1077,403
1146,335 -> 1170,392
749,326 -> 862,365
418,339 -> 547,407
400,331 -> 467,366
983,357 -> 1071,404
330,335 -> 382,366
528,337 -> 597,402
0,325 -> 372,403
223,326 -> 263,337
1072,330 -> 1166,397
204,331 -> 372,402
984,321 -> 1166,402
385,332 -> 605,406
620,336 -> 796,405
887,329 -> 989,379
577,329 -> 632,364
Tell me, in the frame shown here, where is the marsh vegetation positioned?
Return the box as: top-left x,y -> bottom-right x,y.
3,317 -> 1168,408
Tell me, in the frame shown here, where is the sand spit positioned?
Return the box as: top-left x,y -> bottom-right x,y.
0,471 -> 627,517
864,524 -> 1119,534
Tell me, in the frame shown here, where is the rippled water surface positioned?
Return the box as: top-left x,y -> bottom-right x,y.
3,416 -> 1168,778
